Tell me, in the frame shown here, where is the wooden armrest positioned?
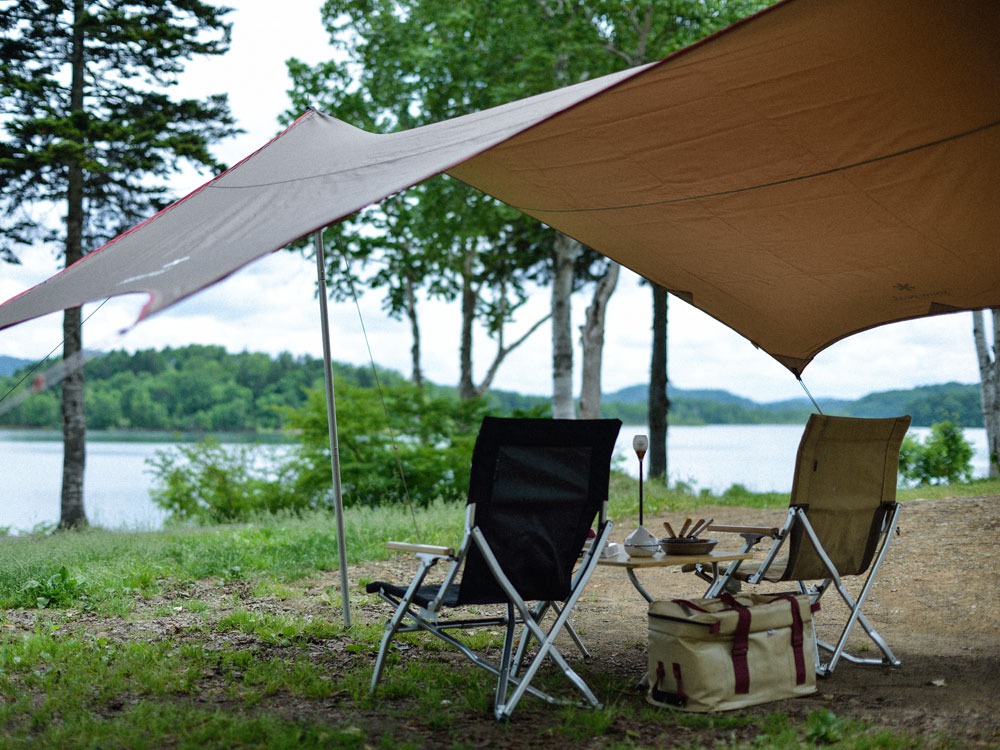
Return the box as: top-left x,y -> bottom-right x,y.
708,524 -> 780,536
385,541 -> 455,557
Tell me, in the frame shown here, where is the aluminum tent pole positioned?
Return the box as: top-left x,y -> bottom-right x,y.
314,230 -> 352,626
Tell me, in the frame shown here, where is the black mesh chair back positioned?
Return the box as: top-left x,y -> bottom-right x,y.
456,417 -> 619,605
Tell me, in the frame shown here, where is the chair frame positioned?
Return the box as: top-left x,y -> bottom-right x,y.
367,417 -> 620,719
696,414 -> 910,677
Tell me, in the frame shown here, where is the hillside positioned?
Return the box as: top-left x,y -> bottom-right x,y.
0,347 -> 984,429
599,382 -> 982,427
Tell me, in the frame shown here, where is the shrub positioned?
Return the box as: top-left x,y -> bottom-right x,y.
898,420 -> 974,486
147,385 -> 492,523
283,381 -> 490,508
146,439 -> 319,524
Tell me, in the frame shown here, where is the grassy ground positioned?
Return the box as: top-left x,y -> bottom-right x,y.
0,476 -> 996,748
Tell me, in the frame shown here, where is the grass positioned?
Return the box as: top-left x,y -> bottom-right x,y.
0,475 -> 995,748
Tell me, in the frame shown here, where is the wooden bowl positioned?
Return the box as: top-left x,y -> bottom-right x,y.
659,538 -> 718,556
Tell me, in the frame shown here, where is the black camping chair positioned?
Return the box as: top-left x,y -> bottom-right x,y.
365,416 -> 622,720
694,414 -> 911,676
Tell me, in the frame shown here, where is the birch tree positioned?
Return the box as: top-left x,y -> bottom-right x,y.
973,308 -> 999,477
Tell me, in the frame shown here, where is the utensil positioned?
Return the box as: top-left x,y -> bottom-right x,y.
663,521 -> 676,539
678,517 -> 693,538
688,517 -> 713,539
687,518 -> 705,538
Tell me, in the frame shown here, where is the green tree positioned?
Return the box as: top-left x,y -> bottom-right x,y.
0,0 -> 239,528
287,0 -> 771,426
286,1 -> 617,401
285,382 -> 488,508
899,421 -> 975,486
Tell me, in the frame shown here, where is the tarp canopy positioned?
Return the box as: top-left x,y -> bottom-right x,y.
1,0 -> 998,375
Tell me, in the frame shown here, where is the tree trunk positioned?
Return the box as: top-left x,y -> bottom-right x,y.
973,308 -> 999,477
403,273 -> 423,389
551,233 -> 581,418
60,0 -> 88,530
648,285 -> 669,481
578,261 -> 620,419
458,247 -> 477,400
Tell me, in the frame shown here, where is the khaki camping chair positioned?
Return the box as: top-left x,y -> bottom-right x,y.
697,414 -> 911,676
365,416 -> 622,720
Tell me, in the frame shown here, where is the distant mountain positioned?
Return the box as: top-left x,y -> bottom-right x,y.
0,355 -> 31,377
607,383 -> 756,407
601,381 -> 982,427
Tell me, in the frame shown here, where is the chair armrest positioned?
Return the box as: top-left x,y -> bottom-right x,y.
709,524 -> 780,536
385,541 -> 455,557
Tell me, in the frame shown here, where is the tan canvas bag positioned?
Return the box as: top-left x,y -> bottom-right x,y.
647,592 -> 818,712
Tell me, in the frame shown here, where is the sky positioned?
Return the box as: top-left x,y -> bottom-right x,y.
0,0 -> 986,404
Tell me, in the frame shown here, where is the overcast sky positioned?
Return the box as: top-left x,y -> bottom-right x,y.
0,0 -> 985,404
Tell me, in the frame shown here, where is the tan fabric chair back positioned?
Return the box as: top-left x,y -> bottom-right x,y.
783,414 -> 911,580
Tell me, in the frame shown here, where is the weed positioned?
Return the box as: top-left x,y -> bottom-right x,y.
17,565 -> 88,609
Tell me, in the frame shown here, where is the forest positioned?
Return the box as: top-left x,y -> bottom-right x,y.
0,345 -> 984,432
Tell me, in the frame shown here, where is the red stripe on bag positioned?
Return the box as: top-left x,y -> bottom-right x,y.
721,593 -> 751,694
673,662 -> 686,704
772,594 -> 807,685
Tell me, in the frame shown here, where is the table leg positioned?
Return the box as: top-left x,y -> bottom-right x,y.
626,568 -> 655,603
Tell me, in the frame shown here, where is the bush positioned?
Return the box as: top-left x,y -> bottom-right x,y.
147,385 -> 492,523
898,421 -> 974,486
146,439 -> 320,524
283,381 -> 490,508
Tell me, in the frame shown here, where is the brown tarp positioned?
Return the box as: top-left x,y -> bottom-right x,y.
1,0 -> 998,374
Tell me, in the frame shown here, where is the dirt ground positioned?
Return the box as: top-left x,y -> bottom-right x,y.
344,494 -> 1000,747
575,494 -> 1000,747
8,494 -> 998,747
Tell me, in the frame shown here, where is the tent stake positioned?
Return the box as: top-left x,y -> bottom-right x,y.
314,230 -> 352,627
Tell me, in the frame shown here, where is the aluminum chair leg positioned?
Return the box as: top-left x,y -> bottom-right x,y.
475,523 -> 612,719
369,555 -> 440,692
797,504 -> 902,675
494,603 -> 518,716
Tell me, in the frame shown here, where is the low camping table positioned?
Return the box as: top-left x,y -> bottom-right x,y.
598,549 -> 753,602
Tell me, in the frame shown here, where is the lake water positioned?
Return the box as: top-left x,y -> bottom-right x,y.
0,425 -> 990,534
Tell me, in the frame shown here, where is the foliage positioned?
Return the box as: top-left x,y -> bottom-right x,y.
15,565 -> 89,609
0,0 -> 238,260
898,421 -> 975,487
0,345 -> 399,431
143,379 -> 491,523
146,439 -> 325,524
286,1 -> 773,397
4,345 -> 984,437
283,381 -> 491,508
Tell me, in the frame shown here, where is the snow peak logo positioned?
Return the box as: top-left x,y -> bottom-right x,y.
891,283 -> 946,302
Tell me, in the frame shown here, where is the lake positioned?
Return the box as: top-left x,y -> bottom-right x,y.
0,425 -> 990,534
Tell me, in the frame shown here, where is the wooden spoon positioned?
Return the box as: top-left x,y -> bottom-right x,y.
689,517 -> 713,539
678,518 -> 693,538
663,521 -> 677,539
687,518 -> 705,538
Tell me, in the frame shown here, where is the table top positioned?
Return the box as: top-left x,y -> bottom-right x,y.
597,549 -> 752,569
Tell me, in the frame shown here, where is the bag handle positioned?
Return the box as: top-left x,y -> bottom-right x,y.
770,593 -> 809,685
719,593 -> 752,694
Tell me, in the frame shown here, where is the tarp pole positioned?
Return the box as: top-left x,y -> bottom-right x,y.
314,230 -> 352,627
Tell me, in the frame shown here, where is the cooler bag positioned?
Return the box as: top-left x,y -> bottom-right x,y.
647,592 -> 818,712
